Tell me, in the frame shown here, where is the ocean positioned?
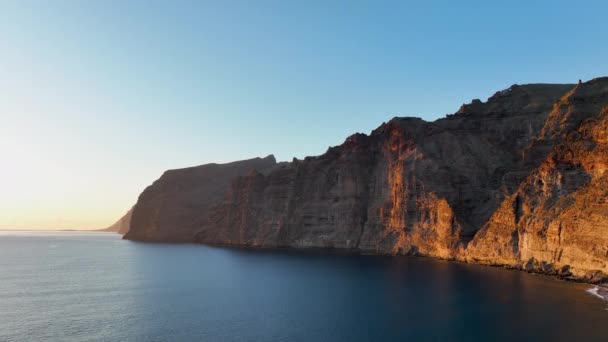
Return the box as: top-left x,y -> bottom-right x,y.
0,231 -> 606,341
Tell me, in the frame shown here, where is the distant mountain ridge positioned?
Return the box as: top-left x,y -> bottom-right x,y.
102,208 -> 132,234
118,77 -> 608,284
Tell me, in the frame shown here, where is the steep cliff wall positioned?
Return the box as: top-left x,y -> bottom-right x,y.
124,78 -> 608,283
195,83 -> 574,259
466,78 -> 608,281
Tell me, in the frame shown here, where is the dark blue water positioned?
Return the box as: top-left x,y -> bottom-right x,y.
0,231 -> 606,341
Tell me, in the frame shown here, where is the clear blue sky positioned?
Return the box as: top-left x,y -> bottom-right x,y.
1,0 -> 606,229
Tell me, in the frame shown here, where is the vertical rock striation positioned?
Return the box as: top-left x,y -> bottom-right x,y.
466,78 -> 608,281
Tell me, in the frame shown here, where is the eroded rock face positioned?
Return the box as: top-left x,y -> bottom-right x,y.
124,78 -> 608,282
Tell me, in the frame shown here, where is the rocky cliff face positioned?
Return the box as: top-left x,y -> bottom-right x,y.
124,78 -> 608,283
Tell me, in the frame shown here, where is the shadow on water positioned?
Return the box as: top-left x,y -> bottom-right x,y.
0,232 -> 605,342
126,242 -> 608,341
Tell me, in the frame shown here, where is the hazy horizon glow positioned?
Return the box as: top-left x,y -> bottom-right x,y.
1,1 -> 607,229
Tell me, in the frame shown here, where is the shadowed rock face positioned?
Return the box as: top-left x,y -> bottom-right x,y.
124,78 -> 608,282
123,155 -> 277,242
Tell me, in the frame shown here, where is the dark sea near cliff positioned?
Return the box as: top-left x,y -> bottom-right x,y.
1,231 -> 607,342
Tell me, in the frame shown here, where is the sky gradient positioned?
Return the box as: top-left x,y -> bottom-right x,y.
1,0 -> 607,229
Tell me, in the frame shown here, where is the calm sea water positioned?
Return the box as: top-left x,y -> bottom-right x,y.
0,231 -> 606,342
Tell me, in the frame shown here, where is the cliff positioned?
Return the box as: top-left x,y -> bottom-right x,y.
102,208 -> 132,234
123,78 -> 608,283
123,155 -> 277,241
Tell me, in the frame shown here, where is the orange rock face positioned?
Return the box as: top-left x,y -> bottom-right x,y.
124,78 -> 608,283
467,79 -> 608,281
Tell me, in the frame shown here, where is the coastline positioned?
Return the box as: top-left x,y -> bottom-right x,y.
124,236 -> 608,288
4,232 -> 608,340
